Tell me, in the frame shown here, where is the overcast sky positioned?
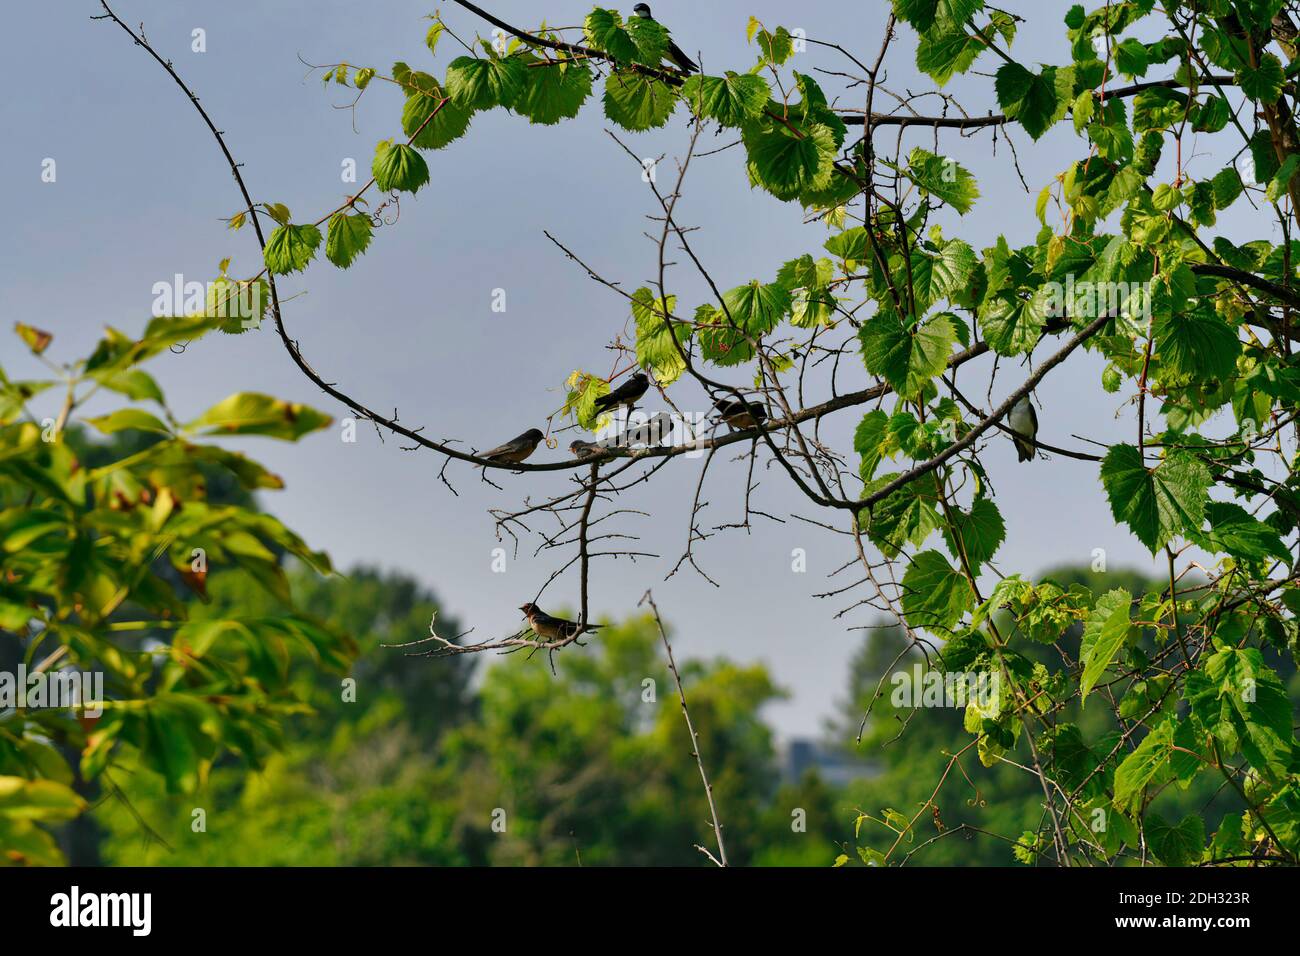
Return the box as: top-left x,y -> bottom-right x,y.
4,1 -> 1269,738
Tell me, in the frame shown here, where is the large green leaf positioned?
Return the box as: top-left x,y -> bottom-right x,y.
904,148 -> 979,214
516,59 -> 593,125
631,287 -> 688,385
995,62 -> 1070,140
743,119 -> 837,201
264,224 -> 322,275
682,73 -> 769,126
603,72 -> 677,130
901,549 -> 974,633
372,141 -> 430,193
1185,645 -> 1294,779
324,213 -> 373,269
445,55 -> 525,110
859,311 -> 955,398
1100,446 -> 1210,552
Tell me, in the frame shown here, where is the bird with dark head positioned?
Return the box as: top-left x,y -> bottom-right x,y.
519,603 -> 602,641
1008,395 -> 1039,462
631,4 -> 699,73
479,428 -> 545,466
714,397 -> 768,430
592,371 -> 651,414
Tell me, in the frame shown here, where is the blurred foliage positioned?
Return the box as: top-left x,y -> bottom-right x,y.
0,315 -> 355,866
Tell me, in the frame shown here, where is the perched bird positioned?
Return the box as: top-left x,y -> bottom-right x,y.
714,397 -> 768,430
632,3 -> 699,74
592,372 -> 651,415
569,439 -> 607,460
1007,395 -> 1039,462
479,428 -> 545,466
519,603 -> 602,641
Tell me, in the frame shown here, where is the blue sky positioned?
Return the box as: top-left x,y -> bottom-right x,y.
4,1 -> 1262,737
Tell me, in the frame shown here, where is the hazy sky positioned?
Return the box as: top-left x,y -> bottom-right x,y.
4,1 -> 1264,737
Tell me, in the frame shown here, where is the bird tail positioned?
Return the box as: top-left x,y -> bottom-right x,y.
1013,435 -> 1036,462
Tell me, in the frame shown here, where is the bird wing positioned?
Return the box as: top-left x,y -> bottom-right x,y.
667,40 -> 698,72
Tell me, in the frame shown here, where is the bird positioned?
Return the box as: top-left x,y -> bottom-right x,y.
479,428 -> 545,466
632,4 -> 699,74
519,603 -> 602,641
569,439 -> 607,460
714,397 -> 768,430
592,372 -> 651,415
1007,395 -> 1039,462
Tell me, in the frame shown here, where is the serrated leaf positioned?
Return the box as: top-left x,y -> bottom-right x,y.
681,73 -> 769,126
264,224 -> 322,275
372,141 -> 430,193
1100,446 -> 1210,553
324,212 -> 374,269
516,59 -> 593,125
904,147 -> 979,214
901,549 -> 974,634
445,55 -> 526,110
603,71 -> 677,130
859,311 -> 955,398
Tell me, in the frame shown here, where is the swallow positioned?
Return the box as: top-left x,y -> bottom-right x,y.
592,372 -> 651,415
569,439 -> 608,460
714,397 -> 768,430
479,428 -> 545,466
632,3 -> 699,74
519,603 -> 602,641
1007,395 -> 1039,462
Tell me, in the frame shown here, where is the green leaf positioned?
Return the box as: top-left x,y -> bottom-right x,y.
402,89 -> 474,149
854,410 -> 891,481
263,224 -> 322,275
83,409 -> 172,436
1266,154 -> 1300,203
372,141 -> 430,193
1113,719 -> 1176,813
0,776 -> 86,822
1146,814 -> 1205,866
859,311 -> 955,399
1079,588 -> 1132,701
584,9 -> 640,62
1185,646 -> 1294,779
904,148 -> 980,214
324,213 -> 374,269
995,62 -> 1069,140
516,59 -> 593,125
941,497 -> 1005,567
681,73 -> 769,126
1154,310 -> 1240,382
1100,446 -> 1210,553
1239,52 -> 1284,104
721,281 -> 791,336
893,0 -> 983,33
603,71 -> 677,130
631,287 -> 688,385
1114,38 -> 1149,78
445,55 -> 526,110
743,120 -> 837,201
915,30 -> 983,85
185,393 -> 332,441
901,549 -> 974,633
978,294 -> 1045,355
1191,502 -> 1290,564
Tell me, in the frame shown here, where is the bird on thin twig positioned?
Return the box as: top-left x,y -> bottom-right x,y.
632,3 -> 699,74
479,428 -> 545,466
1008,395 -> 1039,462
519,603 -> 602,641
714,397 -> 768,430
593,371 -> 651,415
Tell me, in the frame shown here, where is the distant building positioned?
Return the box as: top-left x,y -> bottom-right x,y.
779,738 -> 880,786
